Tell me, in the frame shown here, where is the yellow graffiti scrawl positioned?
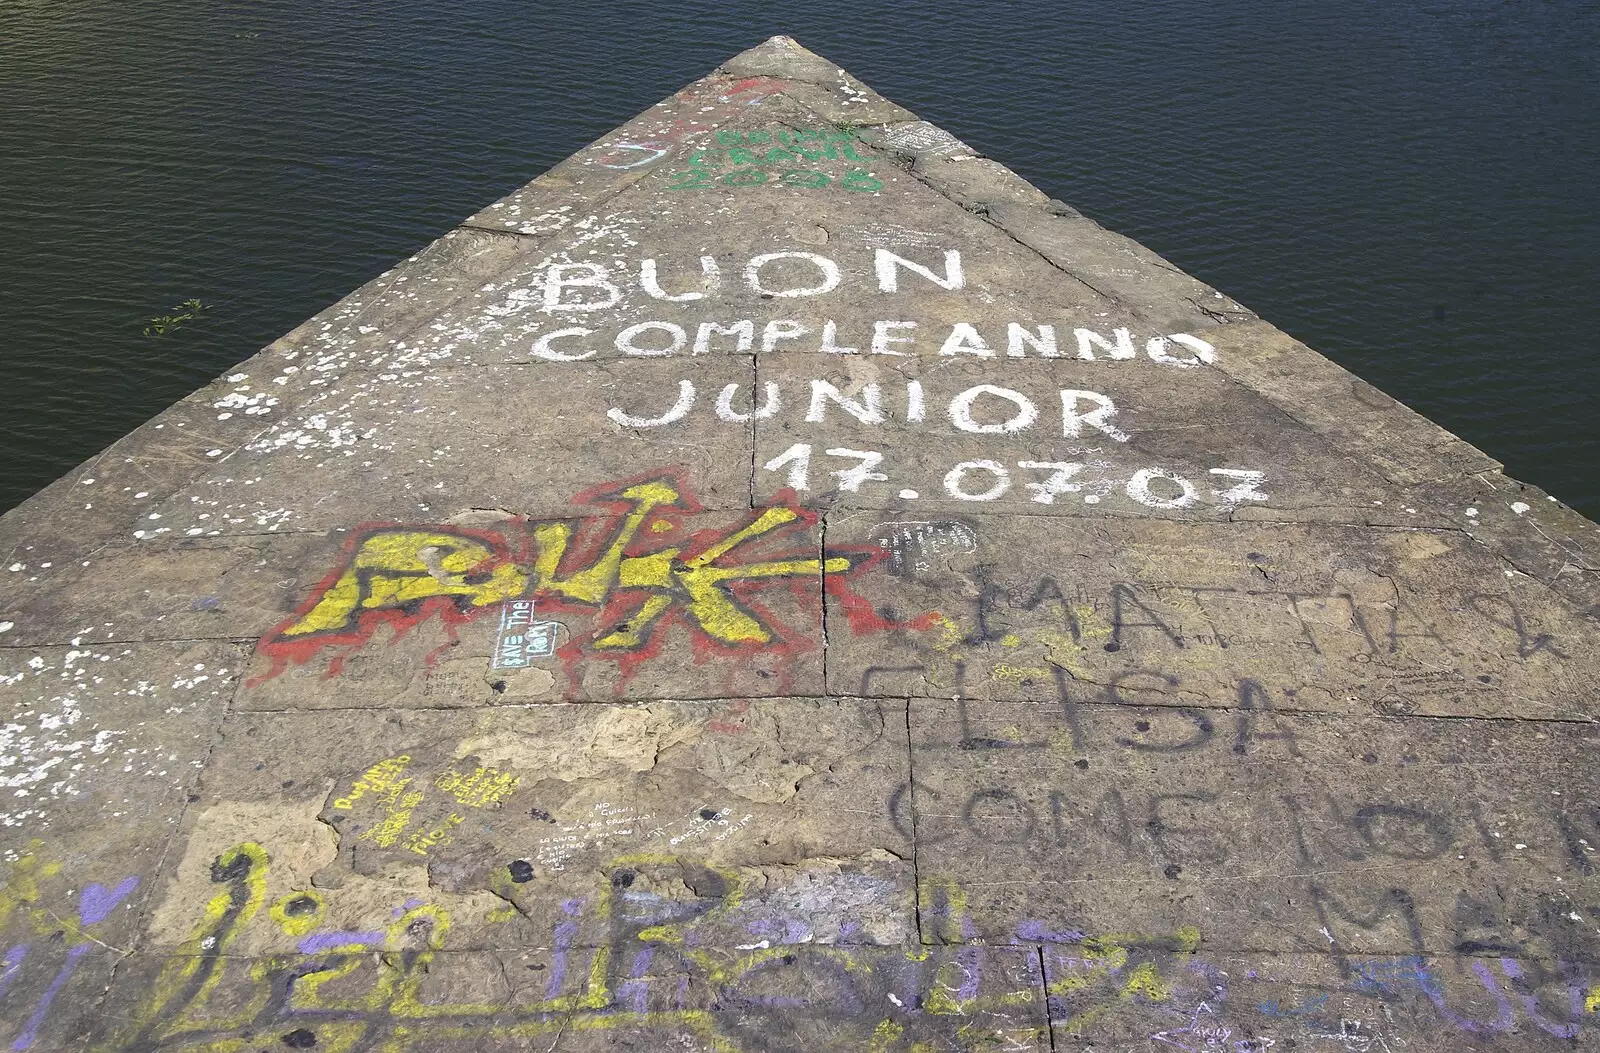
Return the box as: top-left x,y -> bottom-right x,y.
43,845 -> 1597,1052
329,756 -> 520,859
281,531 -> 525,639
256,475 -> 871,680
99,849 -> 1227,1053
433,765 -> 520,808
530,481 -> 854,649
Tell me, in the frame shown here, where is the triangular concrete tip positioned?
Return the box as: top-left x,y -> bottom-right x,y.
3,41 -> 1599,1051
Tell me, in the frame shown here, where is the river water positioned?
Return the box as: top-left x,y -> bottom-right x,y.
2,0 -> 1596,515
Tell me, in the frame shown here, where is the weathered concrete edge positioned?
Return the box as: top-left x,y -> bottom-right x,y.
1,62 -> 776,564
0,229 -> 542,570
5,34 -> 1598,618
723,36 -> 1600,614
0,70 -> 707,562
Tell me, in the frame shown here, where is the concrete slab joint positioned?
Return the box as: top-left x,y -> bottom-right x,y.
3,34 -> 1599,1053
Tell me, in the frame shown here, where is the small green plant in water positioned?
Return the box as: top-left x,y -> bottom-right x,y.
144,299 -> 209,338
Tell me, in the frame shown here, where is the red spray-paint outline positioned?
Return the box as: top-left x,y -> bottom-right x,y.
541,481 -> 874,695
248,522 -> 526,688
248,470 -> 915,694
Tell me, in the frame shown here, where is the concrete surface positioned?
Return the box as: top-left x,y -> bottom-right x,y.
3,35 -> 1600,1052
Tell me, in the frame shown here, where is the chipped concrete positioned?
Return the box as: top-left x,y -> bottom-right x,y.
2,34 -> 1599,1052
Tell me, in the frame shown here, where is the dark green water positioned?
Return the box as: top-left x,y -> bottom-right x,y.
2,1 -> 1597,515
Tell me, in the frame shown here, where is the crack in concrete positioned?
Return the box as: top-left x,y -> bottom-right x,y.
903,698 -> 924,947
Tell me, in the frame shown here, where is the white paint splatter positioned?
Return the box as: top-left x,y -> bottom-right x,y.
0,648 -> 236,828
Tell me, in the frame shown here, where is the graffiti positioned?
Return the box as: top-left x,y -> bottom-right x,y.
591,141 -> 674,169
888,687 -> 1597,884
3,835 -> 1594,1049
666,126 -> 882,193
714,126 -> 867,151
667,165 -> 882,193
251,471 -> 884,687
874,121 -> 969,158
861,564 -> 1570,706
871,520 -> 979,577
533,318 -> 1218,368
712,76 -> 790,107
534,247 -> 966,313
96,844 -> 1597,1052
608,380 -> 1153,439
103,845 -> 1039,1052
520,244 -> 1250,505
266,526 -> 525,643
491,600 -> 560,668
332,753 -> 519,858
892,772 -> 1595,876
754,441 -> 1264,511
1151,1002 -> 1272,1051
589,373 -> 1268,512
0,846 -> 141,1051
585,78 -> 789,170
1463,591 -> 1570,659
